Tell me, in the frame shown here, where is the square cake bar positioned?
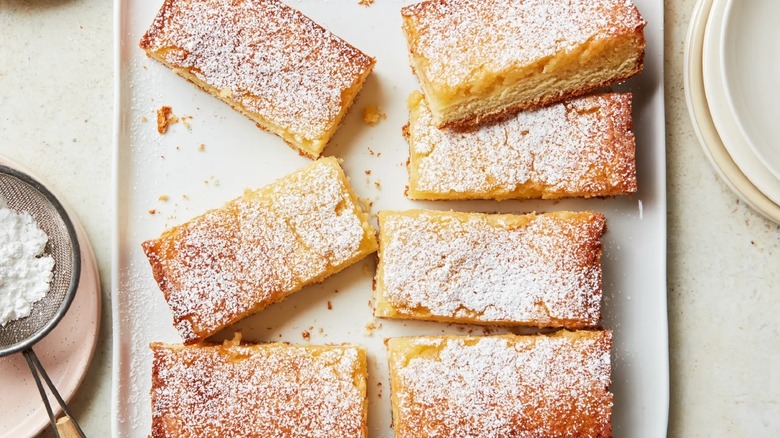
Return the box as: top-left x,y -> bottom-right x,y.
140,0 -> 374,157
151,340 -> 368,437
401,0 -> 646,128
375,210 -> 605,329
387,331 -> 613,437
142,158 -> 378,344
405,92 -> 637,200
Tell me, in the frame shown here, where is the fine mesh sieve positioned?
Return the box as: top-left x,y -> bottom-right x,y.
0,165 -> 85,437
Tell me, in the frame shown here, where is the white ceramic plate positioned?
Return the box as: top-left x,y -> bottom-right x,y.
702,0 -> 780,205
112,1 -> 668,436
0,157 -> 101,438
721,0 -> 780,181
685,0 -> 780,224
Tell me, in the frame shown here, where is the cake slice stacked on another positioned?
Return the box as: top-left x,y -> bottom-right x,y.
401,0 -> 646,129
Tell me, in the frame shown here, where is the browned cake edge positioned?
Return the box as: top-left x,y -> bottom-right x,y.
439,48 -> 645,131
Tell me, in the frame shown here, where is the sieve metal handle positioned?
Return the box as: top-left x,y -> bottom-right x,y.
22,348 -> 86,438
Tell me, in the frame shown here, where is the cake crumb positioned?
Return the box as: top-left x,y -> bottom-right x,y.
362,105 -> 385,125
198,144 -> 206,152
180,115 -> 193,129
327,301 -> 333,310
301,330 -> 310,340
358,0 -> 374,6
364,170 -> 372,175
148,209 -> 157,215
357,197 -> 373,213
158,195 -> 169,202
374,181 -> 381,190
140,116 -> 148,123
368,147 -> 376,156
156,105 -> 178,134
364,321 -> 382,336
204,176 -> 221,186
224,332 -> 242,346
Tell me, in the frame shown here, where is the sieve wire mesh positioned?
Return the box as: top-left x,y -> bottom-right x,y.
0,166 -> 80,355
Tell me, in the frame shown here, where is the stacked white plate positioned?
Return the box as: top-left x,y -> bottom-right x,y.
684,0 -> 780,223
685,0 -> 780,223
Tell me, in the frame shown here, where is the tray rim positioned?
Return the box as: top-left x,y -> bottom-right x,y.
110,0 -> 669,435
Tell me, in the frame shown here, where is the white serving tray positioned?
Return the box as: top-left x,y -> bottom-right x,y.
112,1 -> 667,436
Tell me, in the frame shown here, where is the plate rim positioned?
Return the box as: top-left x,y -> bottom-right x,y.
719,0 -> 780,181
684,0 -> 780,223
110,0 -> 670,436
700,0 -> 780,205
0,156 -> 102,438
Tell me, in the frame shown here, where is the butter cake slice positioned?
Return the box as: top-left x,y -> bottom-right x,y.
151,340 -> 368,437
387,331 -> 613,437
406,92 -> 637,200
140,0 -> 375,158
401,0 -> 646,129
142,158 -> 378,344
375,210 -> 605,328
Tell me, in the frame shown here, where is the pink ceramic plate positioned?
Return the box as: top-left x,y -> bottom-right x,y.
0,158 -> 101,438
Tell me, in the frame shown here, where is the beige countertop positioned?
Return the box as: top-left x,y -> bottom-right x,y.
1,0 -> 778,436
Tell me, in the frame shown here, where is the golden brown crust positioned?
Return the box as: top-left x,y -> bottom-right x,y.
375,210 -> 605,329
151,341 -> 368,437
142,158 -> 378,344
387,330 -> 613,437
441,56 -> 644,130
139,0 -> 374,157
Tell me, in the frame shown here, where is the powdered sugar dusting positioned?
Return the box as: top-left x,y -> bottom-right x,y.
143,159 -> 375,343
378,211 -> 605,327
388,332 -> 612,437
140,0 -> 373,144
0,196 -> 55,326
408,93 -> 637,199
402,0 -> 645,90
152,343 -> 366,437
